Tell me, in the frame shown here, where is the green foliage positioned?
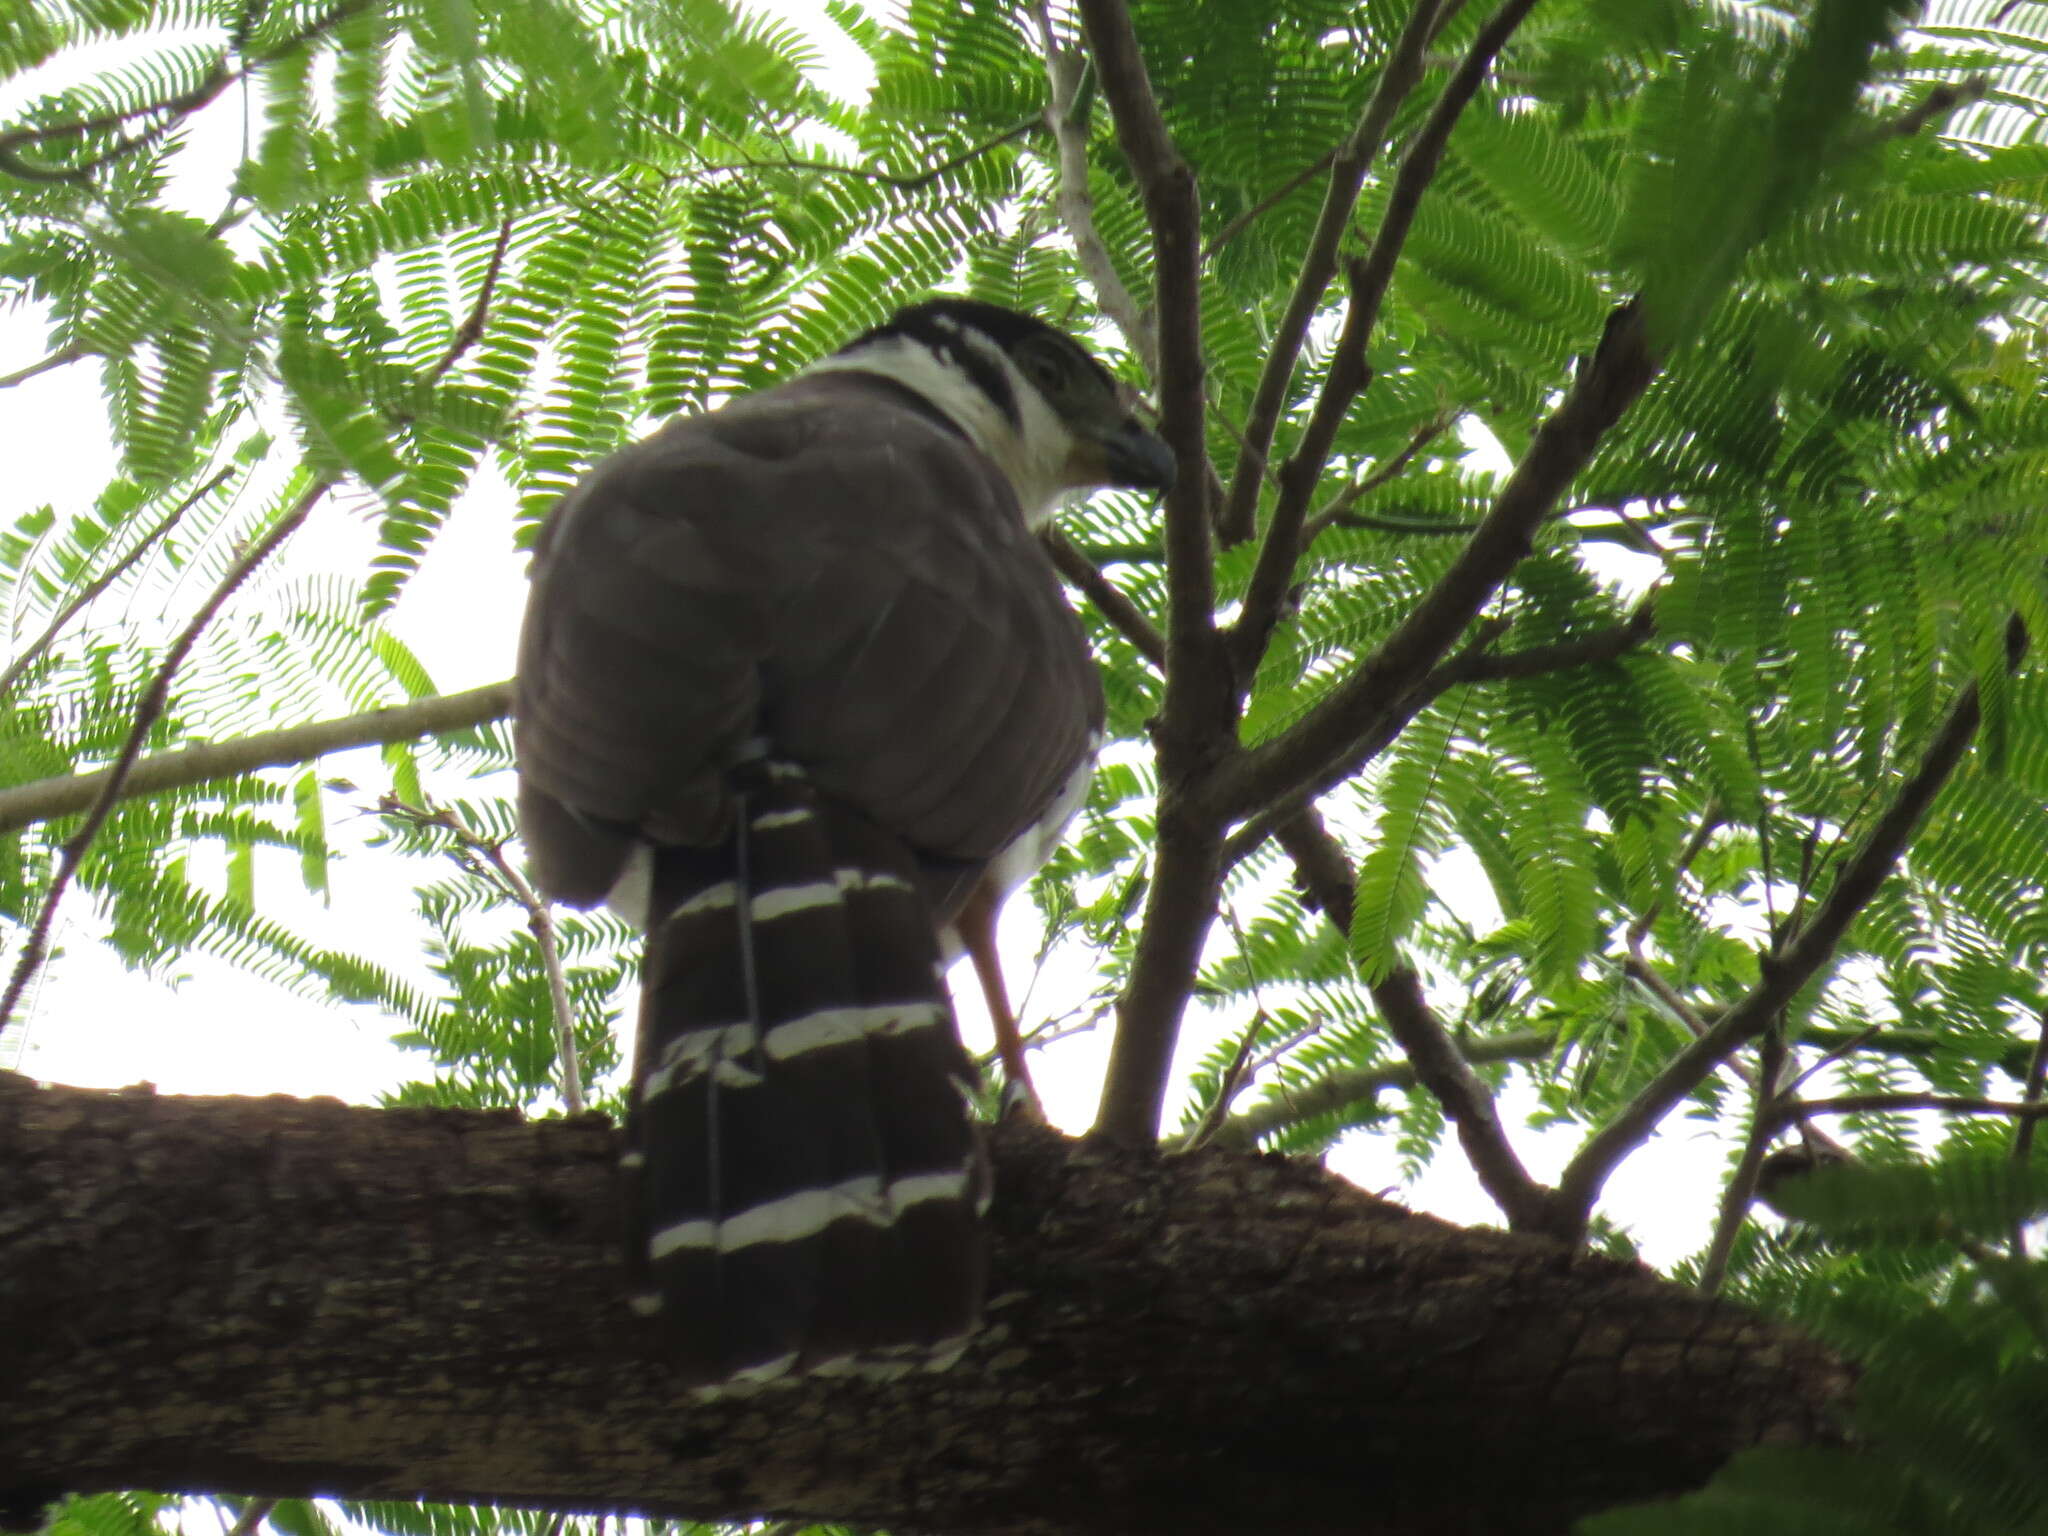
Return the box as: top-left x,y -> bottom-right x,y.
6,0 -> 2048,1528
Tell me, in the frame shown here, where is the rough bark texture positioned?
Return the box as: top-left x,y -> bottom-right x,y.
0,1072 -> 1850,1534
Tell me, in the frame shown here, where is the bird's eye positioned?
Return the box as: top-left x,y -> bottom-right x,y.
1021,345 -> 1069,395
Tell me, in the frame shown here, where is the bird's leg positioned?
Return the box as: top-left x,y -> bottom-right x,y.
955,878 -> 1045,1122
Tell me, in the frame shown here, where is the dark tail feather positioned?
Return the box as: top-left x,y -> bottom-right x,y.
620,760 -> 988,1393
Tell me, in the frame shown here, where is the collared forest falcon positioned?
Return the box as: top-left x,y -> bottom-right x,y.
513,298 -> 1174,1391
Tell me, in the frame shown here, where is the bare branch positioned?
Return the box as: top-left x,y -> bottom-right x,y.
0,476 -> 335,1034
1554,619 -> 2028,1236
0,0 -> 367,184
1077,0 -> 1235,1147
1042,528 -> 1166,669
1208,299 -> 1659,825
1034,4 -> 1156,375
1201,1029 -> 1555,1151
1372,966 -> 1564,1233
0,464 -> 239,701
1697,1036 -> 1785,1297
1095,814 -> 1225,1145
1766,1092 -> 2048,1129
1075,0 -> 1219,646
1218,0 -> 1448,545
1232,0 -> 1548,668
0,343 -> 88,390
2011,1005 -> 2045,1248
1299,414 -> 1455,547
2015,1008 -> 2048,1250
1201,145 -> 1337,264
1218,607 -> 1653,872
697,117 -> 1039,194
0,681 -> 510,835
1271,808 -> 1561,1232
376,795 -> 585,1115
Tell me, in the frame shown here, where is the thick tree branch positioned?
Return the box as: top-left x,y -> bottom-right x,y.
1554,621 -> 2027,1234
1232,0 -> 1539,663
1075,0 -> 1236,1146
1207,299 -> 1658,825
1094,808 -> 1224,1144
1074,0 -> 1217,665
1371,966 -> 1565,1233
0,1076 -> 1851,1535
1218,0 -> 1446,546
0,681 -> 511,834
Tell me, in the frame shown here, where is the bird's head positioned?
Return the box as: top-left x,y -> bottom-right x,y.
812,297 -> 1175,525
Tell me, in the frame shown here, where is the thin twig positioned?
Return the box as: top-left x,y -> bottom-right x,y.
424,220 -> 514,386
1182,1005 -> 1274,1153
1697,1033 -> 1785,1296
0,681 -> 511,834
1766,1092 -> 2048,1128
0,344 -> 88,390
0,0 -> 367,184
1299,415 -> 1454,546
1218,0 -> 1448,545
224,1499 -> 276,1536
1231,0 -> 1543,666
1853,78 -> 1987,150
697,117 -> 1039,194
377,795 -> 586,1115
0,476 -> 334,1035
2011,1006 -> 2047,1255
1200,1028 -> 1555,1150
1033,3 -> 1156,375
1202,145 -> 1338,263
1553,618 -> 2028,1237
0,465 -> 239,702
1623,801 -> 1725,954
1181,894 -> 1278,1151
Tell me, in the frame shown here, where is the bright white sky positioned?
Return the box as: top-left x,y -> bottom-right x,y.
0,2 -> 1737,1270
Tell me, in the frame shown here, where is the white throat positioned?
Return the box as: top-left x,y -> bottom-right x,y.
805,332 -> 1075,525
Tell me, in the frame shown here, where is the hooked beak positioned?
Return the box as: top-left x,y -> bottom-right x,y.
1096,416 -> 1177,493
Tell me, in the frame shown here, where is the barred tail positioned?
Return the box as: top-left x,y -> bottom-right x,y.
619,759 -> 989,1393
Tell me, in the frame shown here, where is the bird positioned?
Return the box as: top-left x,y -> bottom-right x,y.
512,296 -> 1174,1393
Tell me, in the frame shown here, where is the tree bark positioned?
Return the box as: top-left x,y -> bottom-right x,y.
0,1072 -> 1848,1535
